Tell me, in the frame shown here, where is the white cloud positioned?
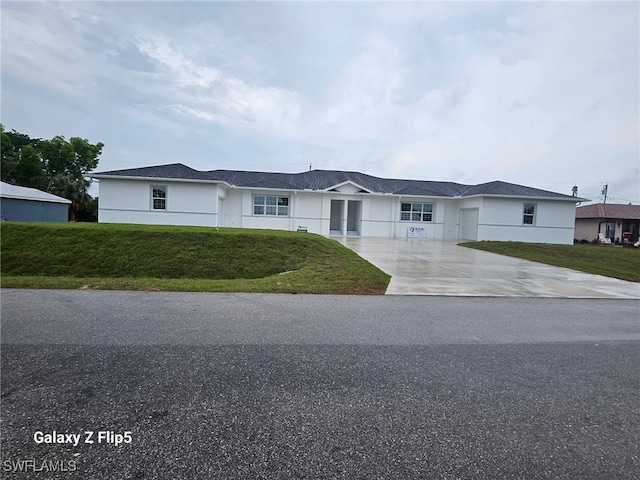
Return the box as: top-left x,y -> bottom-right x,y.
134,36 -> 304,138
2,1 -> 638,202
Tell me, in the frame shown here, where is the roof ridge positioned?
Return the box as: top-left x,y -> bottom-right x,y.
92,164 -> 580,199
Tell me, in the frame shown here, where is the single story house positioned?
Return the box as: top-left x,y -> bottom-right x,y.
575,203 -> 640,245
92,163 -> 585,244
0,181 -> 71,222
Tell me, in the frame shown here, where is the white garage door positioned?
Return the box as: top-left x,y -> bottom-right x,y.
460,208 -> 479,241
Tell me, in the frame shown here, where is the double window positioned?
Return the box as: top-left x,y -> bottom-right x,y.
152,186 -> 167,210
400,202 -> 433,222
523,203 -> 536,225
253,195 -> 289,216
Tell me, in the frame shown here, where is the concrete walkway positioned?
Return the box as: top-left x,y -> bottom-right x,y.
335,237 -> 640,298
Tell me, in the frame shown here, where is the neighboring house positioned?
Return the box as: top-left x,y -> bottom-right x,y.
0,181 -> 71,222
92,163 -> 585,244
575,203 -> 640,245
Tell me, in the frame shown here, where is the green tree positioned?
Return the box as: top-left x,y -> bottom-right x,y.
1,125 -> 103,221
1,125 -> 17,181
76,197 -> 98,222
40,135 -> 103,179
14,145 -> 47,189
1,125 -> 44,186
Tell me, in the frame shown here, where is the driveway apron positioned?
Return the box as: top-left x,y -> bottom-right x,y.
335,237 -> 640,298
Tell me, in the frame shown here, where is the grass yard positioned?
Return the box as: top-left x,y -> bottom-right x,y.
459,241 -> 640,283
0,223 -> 390,294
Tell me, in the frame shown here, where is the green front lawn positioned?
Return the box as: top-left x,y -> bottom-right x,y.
459,241 -> 640,283
0,223 -> 390,294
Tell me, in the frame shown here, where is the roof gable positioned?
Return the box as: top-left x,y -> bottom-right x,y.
324,180 -> 372,194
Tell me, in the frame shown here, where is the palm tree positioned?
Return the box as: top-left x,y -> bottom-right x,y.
48,174 -> 91,222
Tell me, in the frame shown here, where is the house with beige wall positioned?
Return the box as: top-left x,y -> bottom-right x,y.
575,203 -> 640,245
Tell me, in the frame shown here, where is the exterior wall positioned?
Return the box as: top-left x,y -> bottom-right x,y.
457,198 -> 483,241
220,189 -> 327,233
293,193 -> 325,234
574,219 -> 601,242
229,190 -> 400,237
442,200 -> 460,239
475,198 -> 577,244
365,196 -> 396,236
97,178 -> 580,244
239,190 -> 291,231
326,194 -> 370,235
222,189 -> 242,227
0,198 -> 68,222
98,178 -> 219,227
391,196 -> 446,238
575,218 -> 640,244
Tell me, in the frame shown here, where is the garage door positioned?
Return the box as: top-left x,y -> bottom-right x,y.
460,208 -> 479,241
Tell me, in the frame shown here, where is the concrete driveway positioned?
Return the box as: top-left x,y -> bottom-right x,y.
336,237 -> 640,298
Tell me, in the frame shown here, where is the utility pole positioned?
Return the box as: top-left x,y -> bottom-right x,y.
601,183 -> 608,204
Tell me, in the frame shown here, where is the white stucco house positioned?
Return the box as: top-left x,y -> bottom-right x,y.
92,163 -> 585,244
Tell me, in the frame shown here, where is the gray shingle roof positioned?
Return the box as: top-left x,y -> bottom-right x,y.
93,163 -> 579,200
459,181 -> 577,199
94,163 -> 211,181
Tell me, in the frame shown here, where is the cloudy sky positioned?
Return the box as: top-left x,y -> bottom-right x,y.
2,1 -> 638,203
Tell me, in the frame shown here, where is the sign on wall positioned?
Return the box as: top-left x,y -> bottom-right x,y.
407,226 -> 426,238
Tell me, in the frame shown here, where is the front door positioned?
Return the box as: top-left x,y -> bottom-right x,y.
605,221 -> 616,242
330,200 -> 343,235
347,200 -> 361,236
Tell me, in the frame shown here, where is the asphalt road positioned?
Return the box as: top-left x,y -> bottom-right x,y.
1,289 -> 639,479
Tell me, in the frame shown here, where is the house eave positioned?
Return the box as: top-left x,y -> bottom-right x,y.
0,194 -> 71,204
91,174 -> 226,186
394,193 -> 455,199
459,194 -> 588,202
576,216 -> 640,221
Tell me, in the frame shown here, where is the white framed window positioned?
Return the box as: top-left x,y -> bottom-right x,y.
523,203 -> 536,225
400,202 -> 433,222
151,185 -> 167,210
253,195 -> 289,216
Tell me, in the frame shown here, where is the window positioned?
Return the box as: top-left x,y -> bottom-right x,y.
253,195 -> 289,216
152,186 -> 167,210
523,203 -> 536,225
400,202 -> 433,222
